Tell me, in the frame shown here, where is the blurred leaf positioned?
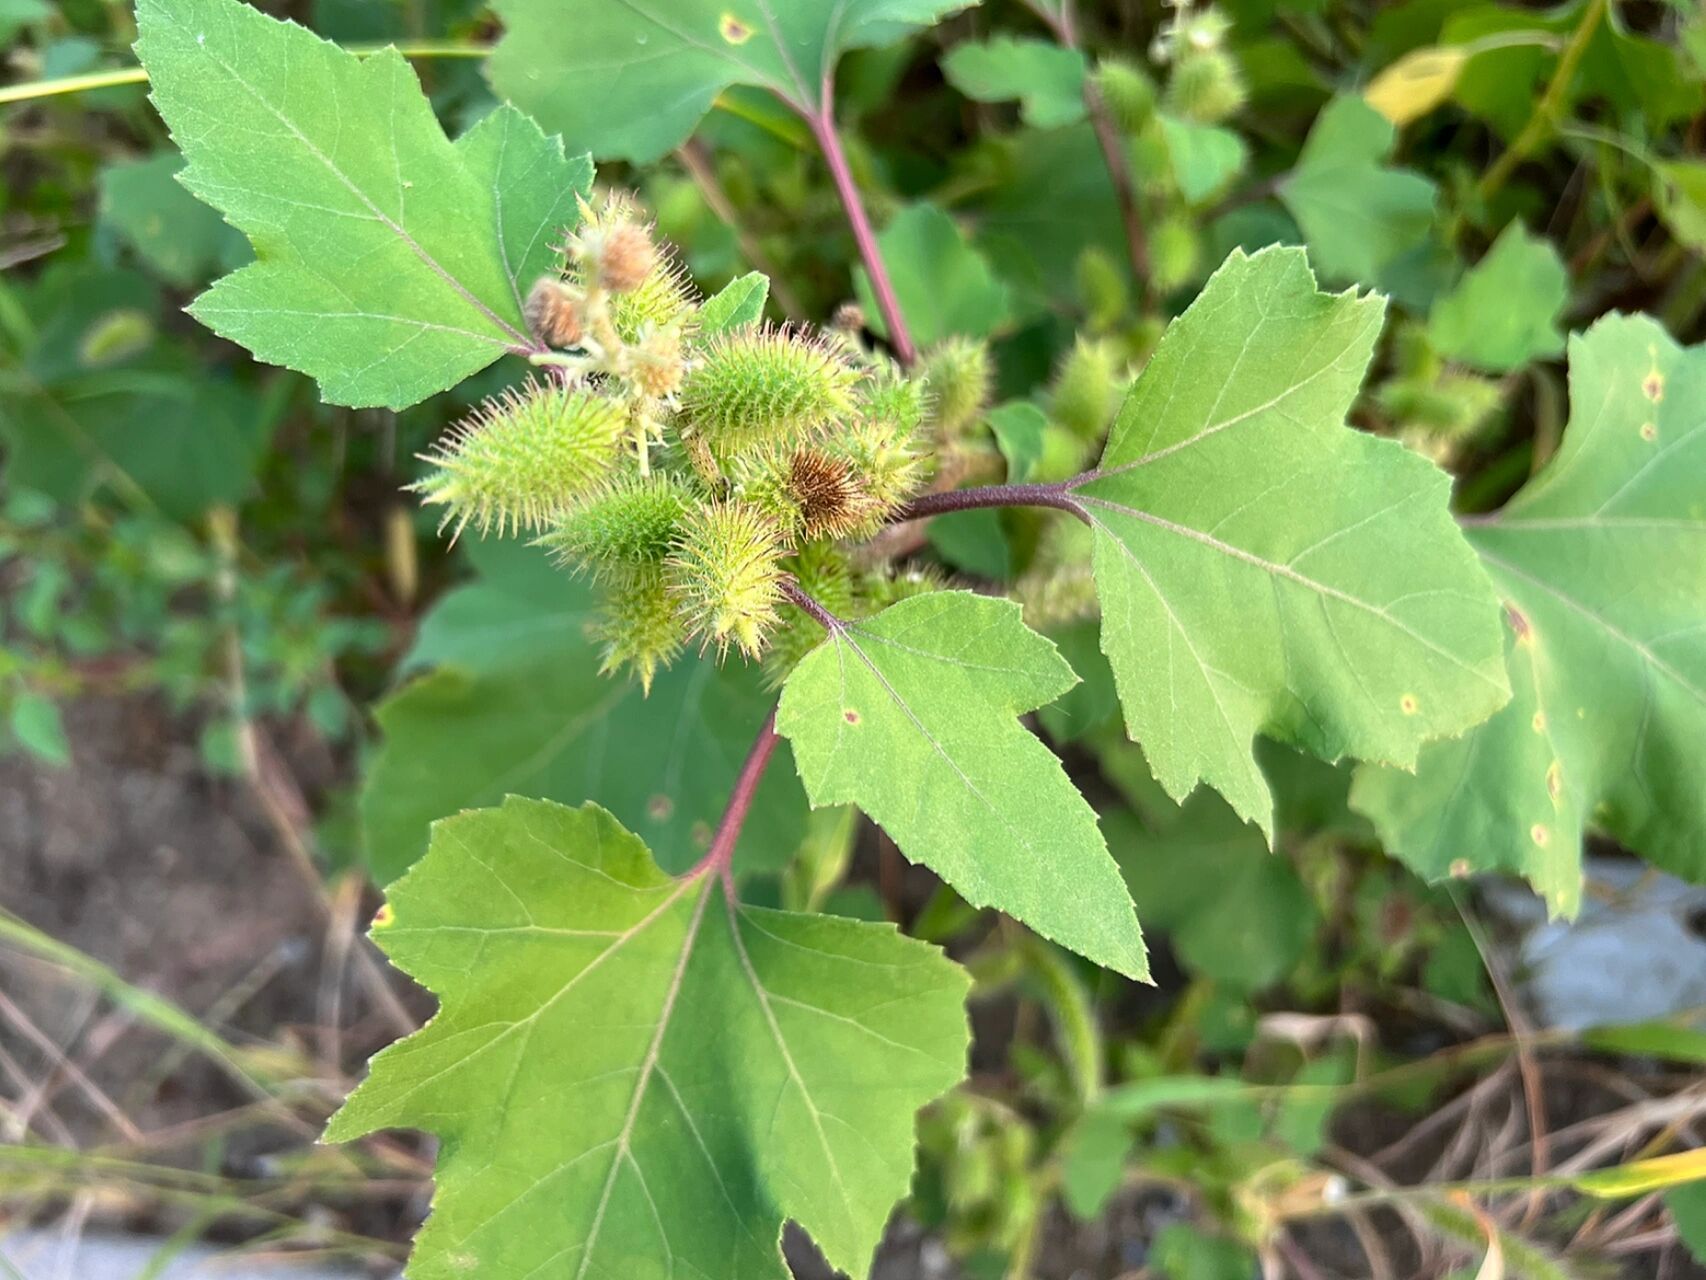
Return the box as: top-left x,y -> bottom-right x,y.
1107,794 -> 1317,992
1573,1148 -> 1706,1198
1160,115 -> 1249,204
135,0 -> 593,408
1038,620 -> 1117,744
700,270 -> 770,334
926,508 -> 1010,580
10,692 -> 69,766
1353,316 -> 1706,914
1364,45 -> 1469,125
1427,222 -> 1567,372
1667,1180 -> 1706,1264
98,152 -> 249,287
1445,1 -> 1700,140
488,0 -> 975,162
974,125 -> 1127,315
942,36 -> 1087,128
1653,160 -> 1706,253
0,266 -> 276,518
1149,1223 -> 1258,1280
1280,95 -> 1438,288
989,401 -> 1047,482
857,203 -> 1010,348
364,538 -> 806,883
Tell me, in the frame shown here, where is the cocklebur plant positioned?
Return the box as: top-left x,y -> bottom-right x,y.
131,0 -> 1706,1274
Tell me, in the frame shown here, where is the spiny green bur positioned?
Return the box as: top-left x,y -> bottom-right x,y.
919,337 -> 992,437
679,329 -> 858,452
412,382 -> 625,538
542,473 -> 695,577
666,500 -> 786,658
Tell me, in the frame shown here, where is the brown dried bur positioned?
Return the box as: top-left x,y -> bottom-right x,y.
525,278 -> 585,348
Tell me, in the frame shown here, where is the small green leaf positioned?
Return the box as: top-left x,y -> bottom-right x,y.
776,591 -> 1147,978
363,539 -> 806,883
488,0 -> 976,162
1280,96 -> 1438,288
700,271 -> 770,335
1668,1180 -> 1706,1264
1106,796 -> 1317,992
925,507 -> 1010,580
10,692 -> 69,766
1352,315 -> 1706,914
1078,247 -> 1509,838
856,203 -> 1010,348
329,797 -> 969,1280
1160,115 -> 1249,204
1654,160 -> 1706,253
1427,222 -> 1568,373
989,401 -> 1047,482
941,36 -> 1088,128
135,0 -> 593,408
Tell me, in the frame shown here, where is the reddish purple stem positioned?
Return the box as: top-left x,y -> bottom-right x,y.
809,109 -> 917,367
691,706 -> 782,891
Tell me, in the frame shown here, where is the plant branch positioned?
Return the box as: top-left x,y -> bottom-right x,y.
1082,78 -> 1153,307
806,108 -> 917,366
0,42 -> 492,106
893,480 -> 1091,525
780,577 -> 845,632
1473,0 -> 1605,210
692,707 -> 782,890
675,140 -> 807,320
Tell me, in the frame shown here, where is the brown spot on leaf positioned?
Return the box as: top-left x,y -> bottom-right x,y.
372,903 -> 394,929
1532,711 -> 1546,733
1642,372 -> 1664,402
1530,823 -> 1550,847
1505,602 -> 1532,644
1449,858 -> 1471,878
719,11 -> 752,43
1546,761 -> 1562,800
690,820 -> 712,850
1399,694 -> 1419,715
1640,421 -> 1658,442
843,708 -> 860,724
647,794 -> 674,822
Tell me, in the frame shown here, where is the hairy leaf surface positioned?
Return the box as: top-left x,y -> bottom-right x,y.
363,539 -> 806,883
1076,248 -> 1509,839
135,0 -> 591,408
1353,315 -> 1706,913
488,0 -> 977,162
776,592 -> 1147,978
329,797 -> 969,1279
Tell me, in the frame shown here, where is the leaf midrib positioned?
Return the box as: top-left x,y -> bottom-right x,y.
176,12 -> 528,347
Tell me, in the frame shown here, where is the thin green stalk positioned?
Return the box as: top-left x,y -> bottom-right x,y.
1473,0 -> 1606,209
0,41 -> 490,106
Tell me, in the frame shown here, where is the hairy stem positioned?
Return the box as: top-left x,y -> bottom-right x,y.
780,577 -> 844,631
808,108 -> 917,367
894,480 -> 1091,525
692,707 -> 782,889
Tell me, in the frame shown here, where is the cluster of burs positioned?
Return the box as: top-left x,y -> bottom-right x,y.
413,196 -> 1000,691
